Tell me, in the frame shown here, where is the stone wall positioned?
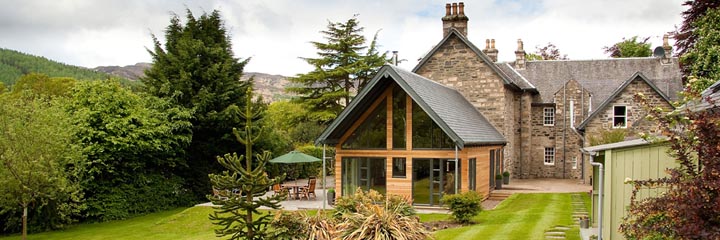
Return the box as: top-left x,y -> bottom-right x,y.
414,34 -> 517,170
583,77 -> 672,147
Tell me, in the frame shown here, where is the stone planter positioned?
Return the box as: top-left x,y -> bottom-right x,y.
502,175 -> 510,185
580,218 -> 590,229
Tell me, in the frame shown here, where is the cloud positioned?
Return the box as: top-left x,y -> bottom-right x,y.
0,0 -> 686,76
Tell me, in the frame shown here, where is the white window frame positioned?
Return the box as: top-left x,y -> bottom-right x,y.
572,156 -> 577,169
543,107 -> 555,126
544,147 -> 555,165
613,105 -> 627,128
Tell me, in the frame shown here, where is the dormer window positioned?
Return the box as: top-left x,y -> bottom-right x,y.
613,105 -> 627,128
544,107 -> 555,126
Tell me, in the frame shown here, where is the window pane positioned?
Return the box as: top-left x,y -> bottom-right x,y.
342,99 -> 387,149
342,157 -> 386,196
614,106 -> 626,115
412,101 -> 454,149
392,87 -> 407,149
544,147 -> 555,165
392,158 -> 406,178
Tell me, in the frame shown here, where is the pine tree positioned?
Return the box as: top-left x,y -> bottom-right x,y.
208,88 -> 285,240
287,15 -> 388,123
143,9 -> 251,199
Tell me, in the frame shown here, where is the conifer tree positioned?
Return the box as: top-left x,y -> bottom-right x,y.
208,88 -> 285,240
143,9 -> 251,199
288,15 -> 388,123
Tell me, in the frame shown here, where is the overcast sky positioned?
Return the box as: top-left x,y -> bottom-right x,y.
0,0 -> 685,76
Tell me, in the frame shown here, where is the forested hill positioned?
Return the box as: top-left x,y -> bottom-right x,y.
0,48 -> 115,86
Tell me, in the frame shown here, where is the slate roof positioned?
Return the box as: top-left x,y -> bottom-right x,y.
577,72 -> 673,130
316,64 -> 506,148
515,58 -> 683,107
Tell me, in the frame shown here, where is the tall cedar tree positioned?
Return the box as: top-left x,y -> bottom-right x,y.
288,16 -> 388,123
680,8 -> 720,93
143,9 -> 250,200
208,88 -> 285,240
603,36 -> 652,58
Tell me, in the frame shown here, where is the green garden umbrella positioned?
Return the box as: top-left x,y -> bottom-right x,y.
269,151 -> 321,163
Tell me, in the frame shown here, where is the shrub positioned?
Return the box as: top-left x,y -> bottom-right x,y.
495,174 -> 503,180
269,210 -> 309,240
441,191 -> 483,224
588,128 -> 626,146
503,171 -> 510,177
336,190 -> 430,240
306,210 -> 336,240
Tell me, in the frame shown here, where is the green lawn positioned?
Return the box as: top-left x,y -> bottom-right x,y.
1,193 -> 582,240
421,193 -> 581,240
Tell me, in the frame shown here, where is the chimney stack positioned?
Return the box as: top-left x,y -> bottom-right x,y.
515,39 -> 526,69
482,38 -> 498,62
662,34 -> 672,63
442,2 -> 469,37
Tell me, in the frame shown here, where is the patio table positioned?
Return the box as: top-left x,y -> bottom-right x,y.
281,183 -> 307,200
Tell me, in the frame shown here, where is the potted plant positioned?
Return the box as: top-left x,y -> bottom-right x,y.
495,174 -> 503,189
327,188 -> 335,205
502,171 -> 510,185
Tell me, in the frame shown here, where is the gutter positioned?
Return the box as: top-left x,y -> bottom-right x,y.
581,148 -> 603,240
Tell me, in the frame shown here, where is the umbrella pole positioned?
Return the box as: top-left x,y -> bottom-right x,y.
322,144 -> 326,210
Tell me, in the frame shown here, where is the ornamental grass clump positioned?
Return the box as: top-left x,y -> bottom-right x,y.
441,191 -> 483,224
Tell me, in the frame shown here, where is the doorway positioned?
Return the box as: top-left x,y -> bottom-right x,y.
412,158 -> 460,206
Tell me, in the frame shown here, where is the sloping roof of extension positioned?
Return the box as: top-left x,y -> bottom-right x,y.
411,28 -> 527,91
577,72 -> 673,130
514,58 -> 683,107
315,64 -> 506,148
682,79 -> 720,112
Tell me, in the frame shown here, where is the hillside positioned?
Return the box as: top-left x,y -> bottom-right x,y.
93,63 -> 292,102
0,48 -> 114,86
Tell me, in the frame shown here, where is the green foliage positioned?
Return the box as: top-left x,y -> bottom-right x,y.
268,210 -> 309,240
287,16 -> 389,123
67,80 -> 193,221
441,191 -> 483,224
587,128 -> 627,146
334,188 -> 415,218
0,94 -> 83,235
603,36 -> 652,58
681,7 -> 720,93
673,0 -> 720,59
10,73 -> 76,98
0,48 -> 114,86
525,53 -> 543,61
143,9 -> 254,200
208,89 -> 285,240
335,189 -> 429,240
620,89 -> 720,239
503,171 -> 510,177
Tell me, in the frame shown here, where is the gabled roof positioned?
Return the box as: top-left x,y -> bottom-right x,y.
411,28 -> 521,91
577,72 -> 673,130
516,58 -> 682,106
316,64 -> 506,148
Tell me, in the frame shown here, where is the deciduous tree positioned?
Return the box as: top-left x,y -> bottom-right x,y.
680,7 -> 720,92
533,42 -> 568,60
603,36 -> 652,58
0,94 -> 82,239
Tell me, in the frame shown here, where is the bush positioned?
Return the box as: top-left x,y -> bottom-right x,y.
334,188 -> 415,218
503,171 -> 510,177
335,189 -> 429,240
441,191 -> 483,224
269,210 -> 309,240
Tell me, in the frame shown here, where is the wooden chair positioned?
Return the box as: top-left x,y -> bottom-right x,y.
299,178 -> 317,200
273,183 -> 290,199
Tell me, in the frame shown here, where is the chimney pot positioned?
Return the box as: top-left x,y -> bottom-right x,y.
445,3 -> 451,17
517,39 -> 524,51
452,3 -> 458,16
663,34 -> 670,48
491,39 -> 496,49
459,2 -> 465,15
486,39 -> 490,50
515,39 -> 526,70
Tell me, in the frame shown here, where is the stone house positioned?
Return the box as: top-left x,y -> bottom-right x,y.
412,2 -> 682,181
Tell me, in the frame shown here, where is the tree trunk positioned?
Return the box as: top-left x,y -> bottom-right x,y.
22,206 -> 27,240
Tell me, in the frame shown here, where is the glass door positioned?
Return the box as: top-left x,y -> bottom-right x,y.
413,158 -> 460,206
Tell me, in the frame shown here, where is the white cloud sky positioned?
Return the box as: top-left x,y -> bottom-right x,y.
0,0 -> 685,76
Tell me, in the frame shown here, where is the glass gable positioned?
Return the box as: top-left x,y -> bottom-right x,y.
392,87 -> 407,149
342,99 -> 387,149
412,101 -> 454,149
